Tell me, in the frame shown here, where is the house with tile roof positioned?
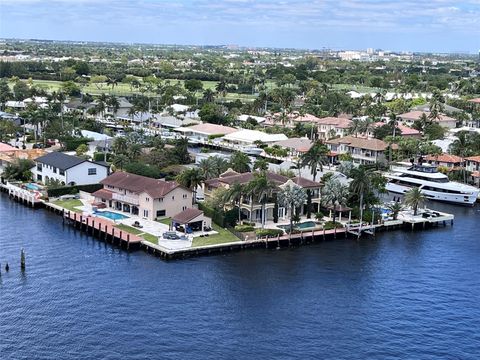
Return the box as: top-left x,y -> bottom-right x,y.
425,154 -> 465,169
398,111 -> 457,129
465,156 -> 480,187
204,170 -> 322,224
326,135 -> 393,165
92,171 -> 191,220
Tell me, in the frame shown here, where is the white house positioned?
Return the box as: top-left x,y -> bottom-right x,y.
32,152 -> 109,186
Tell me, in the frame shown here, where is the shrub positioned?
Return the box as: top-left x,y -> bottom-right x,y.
255,228 -> 284,238
47,183 -> 103,197
323,221 -> 344,230
93,152 -> 114,162
234,225 -> 255,232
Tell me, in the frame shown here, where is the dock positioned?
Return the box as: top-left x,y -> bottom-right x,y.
2,183 -> 456,260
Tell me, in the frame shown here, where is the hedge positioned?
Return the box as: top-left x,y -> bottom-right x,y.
198,202 -> 226,227
63,137 -> 93,151
255,228 -> 284,238
234,225 -> 255,232
47,183 -> 103,197
323,221 -> 344,230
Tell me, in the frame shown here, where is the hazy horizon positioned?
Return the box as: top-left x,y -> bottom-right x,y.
0,0 -> 479,54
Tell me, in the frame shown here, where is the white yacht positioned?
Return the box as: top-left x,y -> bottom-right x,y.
386,162 -> 479,205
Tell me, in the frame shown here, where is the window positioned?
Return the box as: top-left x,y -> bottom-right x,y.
53,167 -> 57,173
88,168 -> 97,175
143,210 -> 148,217
36,164 -> 42,172
156,210 -> 166,217
182,206 -> 187,211
183,194 -> 187,199
146,197 -> 150,202
171,196 -> 175,200
59,170 -> 65,176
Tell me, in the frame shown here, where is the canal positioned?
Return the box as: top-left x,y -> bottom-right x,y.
1,193 -> 479,359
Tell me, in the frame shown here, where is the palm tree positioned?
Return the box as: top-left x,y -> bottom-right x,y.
253,158 -> 269,172
300,141 -> 329,181
247,173 -> 277,227
96,93 -> 108,119
277,180 -> 307,241
229,151 -> 251,173
176,167 -> 205,205
322,178 -> 349,224
387,202 -> 403,220
107,95 -> 120,119
106,77 -> 118,92
223,182 -> 245,223
349,166 -> 373,237
404,187 -> 425,216
202,89 -> 216,103
348,118 -> 363,137
112,154 -> 128,171
112,136 -> 128,155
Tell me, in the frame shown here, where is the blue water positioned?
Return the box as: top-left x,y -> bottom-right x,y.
278,220 -> 318,231
94,210 -> 129,220
25,183 -> 40,191
1,193 -> 480,359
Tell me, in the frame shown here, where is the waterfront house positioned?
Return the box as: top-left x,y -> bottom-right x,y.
174,123 -> 237,143
93,171 -> 192,220
326,136 -> 393,165
465,156 -> 480,186
222,129 -> 288,146
270,137 -> 313,157
204,170 -> 322,224
32,152 -> 109,186
314,117 -> 352,140
425,154 -> 464,169
0,148 -> 46,173
398,111 -> 457,129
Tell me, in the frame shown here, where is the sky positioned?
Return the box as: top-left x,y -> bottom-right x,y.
0,0 -> 479,53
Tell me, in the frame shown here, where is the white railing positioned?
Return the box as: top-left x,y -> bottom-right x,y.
112,192 -> 139,205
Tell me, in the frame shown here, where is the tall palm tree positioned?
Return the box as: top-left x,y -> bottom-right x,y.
229,151 -> 251,173
107,95 -> 120,119
349,166 -> 373,237
176,168 -> 205,205
322,178 -> 349,224
202,89 -> 216,103
247,173 -> 277,227
348,118 -> 363,137
300,141 -> 329,181
277,181 -> 307,241
223,182 -> 245,223
404,187 -> 425,216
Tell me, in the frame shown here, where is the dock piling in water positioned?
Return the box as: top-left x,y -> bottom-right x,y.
21,248 -> 25,271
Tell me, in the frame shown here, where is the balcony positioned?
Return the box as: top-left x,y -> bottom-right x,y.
112,192 -> 139,205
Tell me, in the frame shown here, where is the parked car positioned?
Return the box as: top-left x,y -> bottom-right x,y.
32,143 -> 45,149
162,231 -> 180,240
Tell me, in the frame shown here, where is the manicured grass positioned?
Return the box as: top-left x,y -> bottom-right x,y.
157,217 -> 171,226
114,224 -> 143,235
192,224 -> 240,247
114,224 -> 158,244
141,233 -> 158,244
52,199 -> 83,213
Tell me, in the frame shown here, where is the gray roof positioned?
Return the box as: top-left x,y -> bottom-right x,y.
35,152 -> 108,171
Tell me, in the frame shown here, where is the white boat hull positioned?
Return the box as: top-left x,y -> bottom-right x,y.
386,182 -> 478,205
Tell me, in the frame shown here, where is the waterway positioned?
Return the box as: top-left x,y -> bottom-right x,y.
1,193 -> 479,359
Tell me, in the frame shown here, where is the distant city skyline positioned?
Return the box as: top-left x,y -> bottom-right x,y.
0,0 -> 479,53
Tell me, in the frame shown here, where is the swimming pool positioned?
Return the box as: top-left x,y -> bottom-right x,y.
94,211 -> 129,221
278,221 -> 318,231
25,183 -> 41,191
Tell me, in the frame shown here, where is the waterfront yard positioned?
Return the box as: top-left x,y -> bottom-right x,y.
52,199 -> 83,213
115,224 -> 159,244
192,224 -> 239,247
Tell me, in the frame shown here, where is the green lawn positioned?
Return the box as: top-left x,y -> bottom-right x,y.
114,224 -> 158,244
157,217 -> 171,226
192,224 -> 240,247
52,199 -> 83,213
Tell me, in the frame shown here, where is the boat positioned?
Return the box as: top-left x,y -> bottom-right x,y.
385,162 -> 479,205
242,146 -> 264,155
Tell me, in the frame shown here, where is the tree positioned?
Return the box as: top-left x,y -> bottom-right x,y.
300,141 -> 329,181
229,151 -> 251,173
13,80 -> 30,100
198,103 -> 227,125
0,79 -> 13,110
76,144 -> 88,157
176,167 -> 205,205
404,187 -> 425,216
349,166 -> 374,237
112,136 -> 128,155
112,154 -> 128,170
277,181 -> 307,240
202,89 -> 216,103
253,158 -> 269,172
387,202 -> 403,220
322,178 -> 349,224
223,182 -> 245,223
184,79 -> 203,93
247,173 -> 277,227
2,159 -> 34,181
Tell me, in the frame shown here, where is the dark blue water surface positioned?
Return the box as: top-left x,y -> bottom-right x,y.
1,193 -> 480,359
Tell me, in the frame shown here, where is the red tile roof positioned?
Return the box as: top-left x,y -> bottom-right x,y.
465,156 -> 480,163
92,189 -> 114,200
398,111 -> 455,122
326,135 -> 389,151
467,98 -> 480,104
425,154 -> 464,163
100,171 -> 182,198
